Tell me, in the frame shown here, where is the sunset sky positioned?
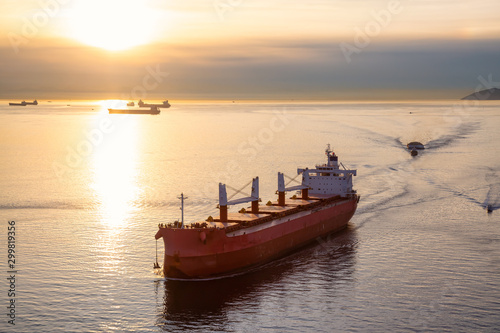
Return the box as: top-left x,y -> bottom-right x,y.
1,0 -> 499,100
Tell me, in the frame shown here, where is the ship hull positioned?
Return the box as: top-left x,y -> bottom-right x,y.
156,197 -> 357,279
108,109 -> 160,115
141,104 -> 170,108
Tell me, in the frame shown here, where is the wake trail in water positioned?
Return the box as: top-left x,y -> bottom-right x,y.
426,122 -> 479,150
425,177 -> 483,203
354,121 -> 483,232
424,176 -> 496,212
354,163 -> 415,230
316,122 -> 405,150
393,121 -> 480,153
484,168 -> 500,212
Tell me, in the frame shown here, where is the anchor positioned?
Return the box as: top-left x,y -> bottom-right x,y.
153,239 -> 161,269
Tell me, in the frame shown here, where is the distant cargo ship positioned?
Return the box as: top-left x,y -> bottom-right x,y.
155,145 -> 359,279
9,99 -> 38,106
108,106 -> 160,115
138,99 -> 170,108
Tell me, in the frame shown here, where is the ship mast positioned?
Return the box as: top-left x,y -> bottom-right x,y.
178,193 -> 188,228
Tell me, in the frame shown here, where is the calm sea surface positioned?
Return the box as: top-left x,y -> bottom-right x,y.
1,100 -> 499,332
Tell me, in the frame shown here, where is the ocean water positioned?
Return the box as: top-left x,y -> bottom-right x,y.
1,100 -> 499,332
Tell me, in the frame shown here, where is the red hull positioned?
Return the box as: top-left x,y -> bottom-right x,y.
156,197 -> 358,279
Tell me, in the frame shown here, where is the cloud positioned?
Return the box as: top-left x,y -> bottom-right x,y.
0,37 -> 499,100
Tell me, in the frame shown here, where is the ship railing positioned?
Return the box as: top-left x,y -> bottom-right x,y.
158,194 -> 347,232
224,194 -> 343,233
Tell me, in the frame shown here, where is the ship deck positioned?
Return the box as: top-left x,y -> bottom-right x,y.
230,198 -> 349,236
195,221 -> 239,229
214,195 -> 344,233
178,195 -> 348,233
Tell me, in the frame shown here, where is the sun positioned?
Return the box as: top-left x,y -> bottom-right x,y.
67,0 -> 158,51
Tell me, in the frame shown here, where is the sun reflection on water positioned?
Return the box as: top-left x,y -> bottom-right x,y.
90,111 -> 141,228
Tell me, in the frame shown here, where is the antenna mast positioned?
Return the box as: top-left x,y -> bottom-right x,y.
178,193 -> 188,228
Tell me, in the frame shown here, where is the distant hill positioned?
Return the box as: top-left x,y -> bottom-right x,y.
461,88 -> 500,100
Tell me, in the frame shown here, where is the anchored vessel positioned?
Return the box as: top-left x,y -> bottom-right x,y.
108,106 -> 160,115
9,100 -> 38,106
138,99 -> 170,108
155,145 -> 359,279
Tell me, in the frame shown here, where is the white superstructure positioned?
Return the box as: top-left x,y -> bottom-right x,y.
216,144 -> 357,221
296,144 -> 357,197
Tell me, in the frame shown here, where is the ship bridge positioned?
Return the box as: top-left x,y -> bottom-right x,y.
296,144 -> 357,197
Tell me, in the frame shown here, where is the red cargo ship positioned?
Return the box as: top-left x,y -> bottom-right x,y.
155,145 -> 359,279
